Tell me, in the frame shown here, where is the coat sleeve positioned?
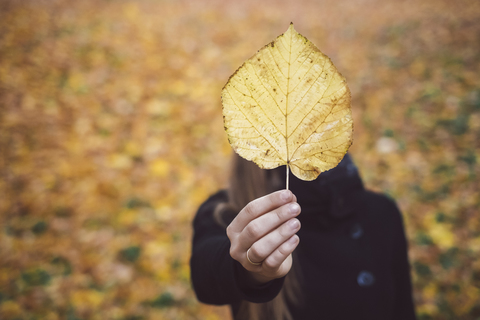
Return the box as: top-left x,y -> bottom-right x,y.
390,202 -> 417,320
189,191 -> 285,306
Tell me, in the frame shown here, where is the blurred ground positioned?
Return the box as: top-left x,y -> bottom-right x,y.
0,0 -> 479,319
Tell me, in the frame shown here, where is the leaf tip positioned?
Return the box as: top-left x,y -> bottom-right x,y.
284,23 -> 297,38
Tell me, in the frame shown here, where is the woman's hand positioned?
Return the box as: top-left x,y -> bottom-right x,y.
226,190 -> 301,285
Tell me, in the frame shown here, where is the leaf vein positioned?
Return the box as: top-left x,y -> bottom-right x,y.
287,56 -> 329,115
288,81 -> 340,159
225,89 -> 284,161
246,64 -> 286,117
264,47 -> 287,93
290,48 -> 315,80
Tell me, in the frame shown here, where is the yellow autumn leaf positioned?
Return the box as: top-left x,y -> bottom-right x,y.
71,289 -> 104,310
149,159 -> 169,177
0,300 -> 22,318
222,23 -> 353,182
428,223 -> 454,249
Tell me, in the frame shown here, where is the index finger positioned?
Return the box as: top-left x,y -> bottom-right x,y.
229,190 -> 296,233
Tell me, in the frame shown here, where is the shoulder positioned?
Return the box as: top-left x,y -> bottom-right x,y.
192,190 -> 228,229
194,190 -> 228,219
361,190 -> 401,214
197,190 -> 228,214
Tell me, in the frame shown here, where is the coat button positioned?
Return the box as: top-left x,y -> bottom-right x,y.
350,224 -> 363,239
357,271 -> 375,287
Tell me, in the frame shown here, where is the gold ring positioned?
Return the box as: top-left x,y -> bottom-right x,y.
246,248 -> 262,266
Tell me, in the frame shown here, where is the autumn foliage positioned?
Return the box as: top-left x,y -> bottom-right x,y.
0,0 -> 479,319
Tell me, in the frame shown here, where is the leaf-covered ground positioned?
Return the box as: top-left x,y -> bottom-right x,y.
0,0 -> 479,319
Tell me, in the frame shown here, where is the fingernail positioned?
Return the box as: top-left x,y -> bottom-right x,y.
289,203 -> 300,215
288,219 -> 300,230
281,190 -> 291,201
288,235 -> 299,244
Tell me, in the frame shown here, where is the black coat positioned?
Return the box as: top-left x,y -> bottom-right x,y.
190,157 -> 416,320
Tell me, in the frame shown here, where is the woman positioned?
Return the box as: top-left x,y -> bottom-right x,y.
190,153 -> 416,320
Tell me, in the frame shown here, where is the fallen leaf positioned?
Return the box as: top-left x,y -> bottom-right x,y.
222,23 -> 353,182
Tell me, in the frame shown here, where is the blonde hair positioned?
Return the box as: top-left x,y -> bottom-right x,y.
214,153 -> 302,320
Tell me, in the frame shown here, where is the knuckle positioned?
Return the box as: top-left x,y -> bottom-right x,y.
245,222 -> 261,239
263,256 -> 278,269
244,201 -> 256,217
225,225 -> 235,241
266,194 -> 276,207
277,244 -> 290,257
249,245 -> 263,260
273,207 -> 284,222
279,223 -> 293,238
226,225 -> 233,238
229,246 -> 240,260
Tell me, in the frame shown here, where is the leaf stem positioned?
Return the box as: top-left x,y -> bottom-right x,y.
286,165 -> 290,190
